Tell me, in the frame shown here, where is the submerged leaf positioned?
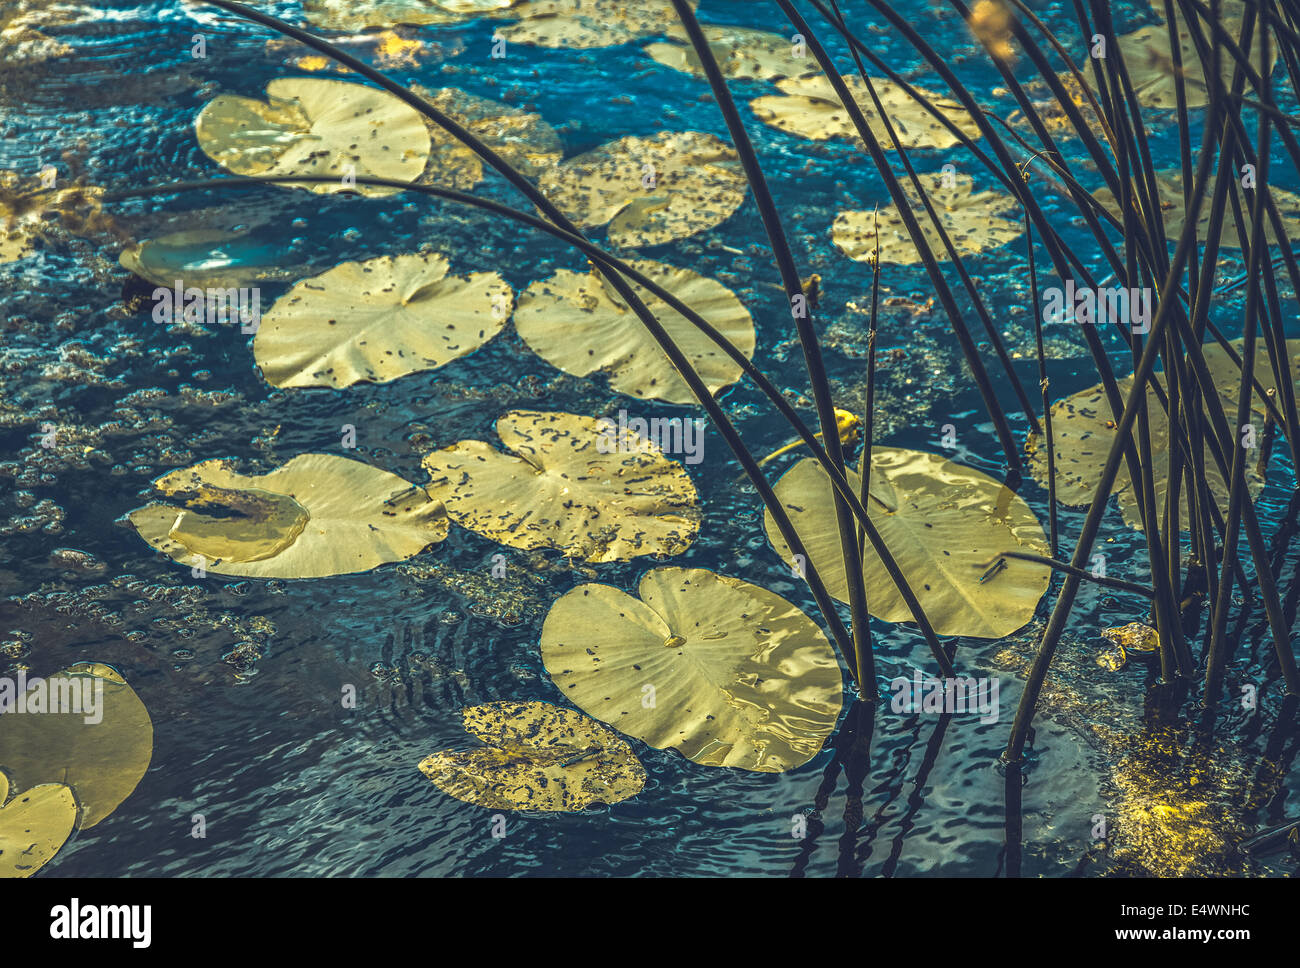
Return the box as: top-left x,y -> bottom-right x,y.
833,171 -> 1023,265
0,783 -> 77,877
537,131 -> 746,248
418,700 -> 645,811
646,24 -> 817,81
514,258 -> 755,404
118,226 -> 310,290
254,252 -> 512,389
765,449 -> 1051,638
195,78 -> 431,198
127,455 -> 448,578
751,74 -> 981,150
540,566 -> 843,772
499,0 -> 695,49
1,169 -> 111,264
422,410 -> 699,563
1092,170 -> 1300,248
302,0 -> 518,31
1029,339 -> 1288,531
0,663 -> 152,829
410,84 -> 562,189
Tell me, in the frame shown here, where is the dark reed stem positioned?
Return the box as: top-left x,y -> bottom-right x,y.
669,0 -> 875,686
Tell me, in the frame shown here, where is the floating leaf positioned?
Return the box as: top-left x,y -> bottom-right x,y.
537,131 -> 746,248
514,258 -> 755,404
421,410 -> 699,563
765,449 -> 1050,638
1092,170 -> 1300,248
418,700 -> 645,811
540,566 -> 843,772
499,0 -> 695,49
0,783 -> 77,878
751,74 -> 982,150
127,454 -> 448,578
119,226 -> 311,290
1118,3 -> 1275,112
302,0 -> 518,31
254,253 -> 512,389
646,24 -> 817,81
833,171 -> 1023,265
195,78 -> 431,198
410,84 -> 562,189
1029,340 -> 1287,531
0,663 -> 152,829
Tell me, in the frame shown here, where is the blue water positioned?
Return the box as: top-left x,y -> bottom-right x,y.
2,0 -> 1299,876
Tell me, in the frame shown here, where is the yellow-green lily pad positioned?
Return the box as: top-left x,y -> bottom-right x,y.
765,448 -> 1051,638
195,78 -> 431,198
421,410 -> 699,563
127,454 -> 448,578
513,258 -> 755,404
418,700 -> 646,811
541,566 -> 843,772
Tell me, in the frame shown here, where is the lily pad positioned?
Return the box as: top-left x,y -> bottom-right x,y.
0,782 -> 77,877
195,78 -> 431,198
410,84 -> 562,189
0,663 -> 152,829
421,409 -> 699,563
254,252 -> 512,389
499,0 -> 695,49
751,74 -> 982,150
1092,170 -> 1300,248
418,700 -> 645,811
1029,340 -> 1287,531
1118,3 -> 1275,111
302,0 -> 518,31
127,454 -> 448,578
540,566 -> 843,772
537,131 -> 746,248
646,24 -> 816,81
514,258 -> 755,404
118,226 -> 310,291
764,449 -> 1051,638
833,171 -> 1023,265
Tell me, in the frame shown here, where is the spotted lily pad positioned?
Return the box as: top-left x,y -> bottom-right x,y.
765,449 -> 1051,638
254,253 -> 512,389
410,84 -> 562,189
499,0 -> 695,49
833,171 -> 1023,265
0,782 -> 77,877
751,74 -> 982,150
1092,171 -> 1300,249
541,566 -> 843,772
1118,3 -> 1275,112
0,663 -> 152,829
302,0 -> 518,31
418,701 -> 645,811
195,78 -> 431,198
646,24 -> 816,81
514,258 -> 755,404
127,454 -> 448,578
1029,340 -> 1287,531
537,131 -> 746,248
421,410 -> 699,563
